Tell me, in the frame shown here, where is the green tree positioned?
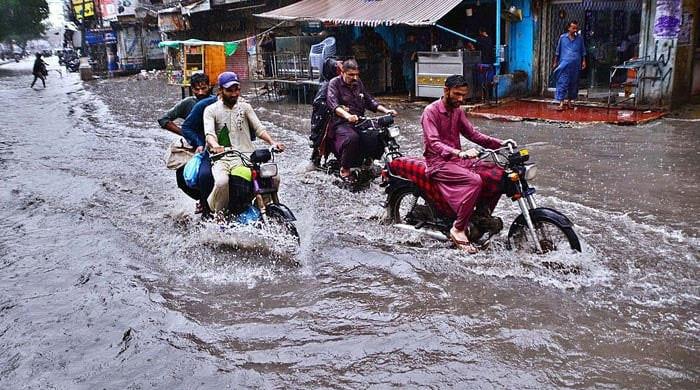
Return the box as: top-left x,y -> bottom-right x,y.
0,0 -> 50,42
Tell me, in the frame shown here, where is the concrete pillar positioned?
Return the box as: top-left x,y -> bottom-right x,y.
637,0 -> 696,108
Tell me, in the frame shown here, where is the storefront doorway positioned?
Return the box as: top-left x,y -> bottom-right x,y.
544,0 -> 642,95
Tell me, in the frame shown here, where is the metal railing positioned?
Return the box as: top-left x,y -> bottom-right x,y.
260,52 -> 319,80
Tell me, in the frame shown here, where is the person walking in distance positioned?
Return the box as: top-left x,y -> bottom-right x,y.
31,53 -> 48,89
552,21 -> 586,110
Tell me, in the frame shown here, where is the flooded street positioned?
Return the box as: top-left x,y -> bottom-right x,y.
1,58 -> 698,388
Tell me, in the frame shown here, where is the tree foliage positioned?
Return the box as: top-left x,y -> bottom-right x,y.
0,0 -> 50,42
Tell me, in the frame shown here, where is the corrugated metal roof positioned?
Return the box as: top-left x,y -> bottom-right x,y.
183,0 -> 211,15
157,6 -> 180,15
254,0 -> 464,27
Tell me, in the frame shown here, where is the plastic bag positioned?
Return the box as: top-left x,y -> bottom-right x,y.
236,205 -> 262,225
183,152 -> 204,188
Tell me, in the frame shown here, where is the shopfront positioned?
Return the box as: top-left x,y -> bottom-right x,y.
542,0 -> 644,93
85,28 -> 117,72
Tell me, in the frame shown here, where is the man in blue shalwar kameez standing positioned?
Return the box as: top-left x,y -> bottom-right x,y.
553,21 -> 587,110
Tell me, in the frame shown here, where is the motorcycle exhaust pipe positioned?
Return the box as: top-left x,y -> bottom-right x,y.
393,224 -> 449,241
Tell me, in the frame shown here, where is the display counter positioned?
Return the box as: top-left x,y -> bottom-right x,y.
415,51 -> 481,98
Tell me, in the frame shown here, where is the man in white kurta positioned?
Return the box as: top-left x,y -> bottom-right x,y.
204,72 -> 285,212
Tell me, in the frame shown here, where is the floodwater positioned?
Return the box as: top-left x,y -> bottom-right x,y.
0,58 -> 697,389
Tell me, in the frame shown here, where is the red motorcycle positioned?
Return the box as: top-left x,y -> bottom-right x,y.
382,142 -> 581,254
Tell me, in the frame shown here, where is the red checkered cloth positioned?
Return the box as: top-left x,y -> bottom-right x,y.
388,157 -> 455,216
389,157 -> 505,218
472,160 -> 504,204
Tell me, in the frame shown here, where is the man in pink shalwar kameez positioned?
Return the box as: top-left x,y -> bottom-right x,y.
421,75 -> 513,253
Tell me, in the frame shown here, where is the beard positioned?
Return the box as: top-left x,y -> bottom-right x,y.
194,91 -> 210,100
222,95 -> 238,106
446,94 -> 462,108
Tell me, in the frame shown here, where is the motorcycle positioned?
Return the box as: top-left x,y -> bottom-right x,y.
209,147 -> 299,240
382,141 -> 581,255
66,56 -> 80,73
315,114 -> 402,189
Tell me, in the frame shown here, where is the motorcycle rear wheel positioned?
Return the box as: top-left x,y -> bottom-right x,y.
508,216 -> 580,254
389,187 -> 437,225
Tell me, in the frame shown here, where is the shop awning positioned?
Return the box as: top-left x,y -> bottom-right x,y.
254,0 -> 464,27
158,39 -> 240,56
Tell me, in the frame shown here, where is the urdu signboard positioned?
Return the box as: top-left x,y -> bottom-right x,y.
72,0 -> 95,21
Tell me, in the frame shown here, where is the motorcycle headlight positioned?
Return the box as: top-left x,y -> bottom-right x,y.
524,164 -> 537,180
388,125 -> 400,138
259,163 -> 278,178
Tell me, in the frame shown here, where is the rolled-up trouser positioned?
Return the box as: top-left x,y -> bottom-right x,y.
332,124 -> 383,169
431,159 -> 504,232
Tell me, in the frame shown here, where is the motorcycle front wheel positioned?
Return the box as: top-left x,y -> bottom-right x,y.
266,208 -> 299,241
508,213 -> 580,254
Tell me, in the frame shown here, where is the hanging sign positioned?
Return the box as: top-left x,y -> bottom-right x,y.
72,0 -> 95,21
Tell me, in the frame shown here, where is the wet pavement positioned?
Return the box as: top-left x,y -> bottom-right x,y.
471,99 -> 666,125
0,58 -> 698,388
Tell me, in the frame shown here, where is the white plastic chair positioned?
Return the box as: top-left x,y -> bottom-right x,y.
309,37 -> 336,76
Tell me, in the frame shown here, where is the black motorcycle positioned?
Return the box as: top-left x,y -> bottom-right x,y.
209,147 -> 298,239
316,114 -> 402,189
383,142 -> 581,255
66,56 -> 80,73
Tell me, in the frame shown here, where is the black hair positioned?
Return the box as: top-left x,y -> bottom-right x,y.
445,74 -> 469,88
342,58 -> 359,71
190,73 -> 210,85
321,57 -> 339,82
568,20 -> 579,28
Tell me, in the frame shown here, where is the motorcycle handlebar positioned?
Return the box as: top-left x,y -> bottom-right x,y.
209,146 -> 281,162
357,113 -> 394,121
474,145 -> 512,166
356,114 -> 395,129
209,147 -> 245,162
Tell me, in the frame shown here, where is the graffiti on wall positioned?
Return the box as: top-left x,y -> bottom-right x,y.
640,0 -> 683,103
654,0 -> 682,39
650,39 -> 675,95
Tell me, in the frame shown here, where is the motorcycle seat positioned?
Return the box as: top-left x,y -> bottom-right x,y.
387,157 -> 455,217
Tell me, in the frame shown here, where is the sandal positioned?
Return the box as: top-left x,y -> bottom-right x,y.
340,173 -> 357,184
334,174 -> 357,191
449,232 -> 479,254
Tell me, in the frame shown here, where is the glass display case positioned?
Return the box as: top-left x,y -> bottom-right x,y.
183,45 -> 204,86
